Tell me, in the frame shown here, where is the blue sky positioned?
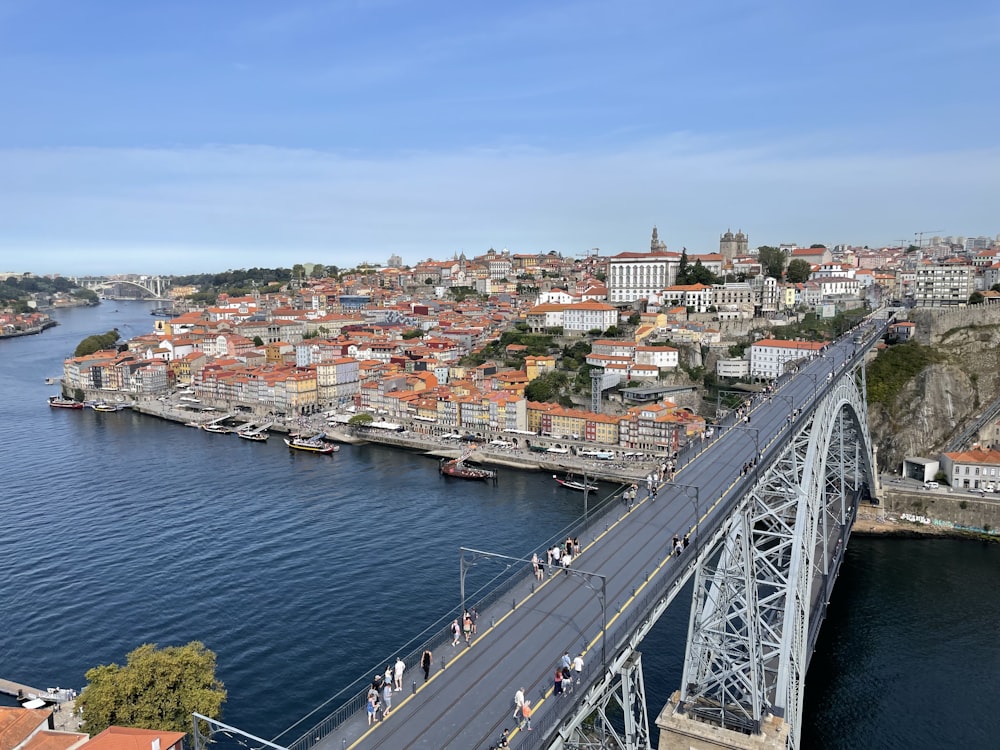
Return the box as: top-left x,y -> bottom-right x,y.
1,0 -> 997,276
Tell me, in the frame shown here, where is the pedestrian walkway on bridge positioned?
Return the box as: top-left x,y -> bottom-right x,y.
275,317 -> 890,750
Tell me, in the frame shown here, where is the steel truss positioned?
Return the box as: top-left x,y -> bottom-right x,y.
677,362 -> 876,749
557,652 -> 652,750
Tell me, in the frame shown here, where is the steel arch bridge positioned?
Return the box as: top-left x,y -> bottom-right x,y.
195,318 -> 890,750
548,336 -> 880,750
76,275 -> 167,299
674,366 -> 876,747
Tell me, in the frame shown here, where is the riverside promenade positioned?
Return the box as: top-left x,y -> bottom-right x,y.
127,397 -> 666,485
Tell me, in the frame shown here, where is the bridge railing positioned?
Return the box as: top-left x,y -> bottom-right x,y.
283,482 -> 631,750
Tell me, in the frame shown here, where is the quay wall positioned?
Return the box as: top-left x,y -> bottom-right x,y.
122,396 -> 655,486
874,485 -> 1000,536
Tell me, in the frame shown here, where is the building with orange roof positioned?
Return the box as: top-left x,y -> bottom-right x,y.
84,726 -> 186,750
940,446 -> 1000,491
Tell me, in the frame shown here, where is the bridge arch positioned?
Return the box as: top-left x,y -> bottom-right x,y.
678,363 -> 877,749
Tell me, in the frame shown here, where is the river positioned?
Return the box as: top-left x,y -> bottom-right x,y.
1,301 -> 995,749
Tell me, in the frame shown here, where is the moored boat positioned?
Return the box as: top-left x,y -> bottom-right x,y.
48,396 -> 83,409
440,456 -> 497,482
553,474 -> 598,492
237,429 -> 269,441
284,435 -> 338,454
201,423 -> 233,434
92,402 -> 121,412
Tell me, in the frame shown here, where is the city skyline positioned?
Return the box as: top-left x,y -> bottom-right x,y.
1,0 -> 998,276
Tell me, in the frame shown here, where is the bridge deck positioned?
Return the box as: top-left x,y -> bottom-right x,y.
309,322 -> 882,750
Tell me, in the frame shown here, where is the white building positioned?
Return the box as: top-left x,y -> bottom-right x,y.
608,250 -> 678,304
912,261 -> 975,307
749,338 -> 826,379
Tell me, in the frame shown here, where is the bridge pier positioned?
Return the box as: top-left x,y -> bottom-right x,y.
655,692 -> 789,750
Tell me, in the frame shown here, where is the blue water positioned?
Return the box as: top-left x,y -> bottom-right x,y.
1,301 -> 996,749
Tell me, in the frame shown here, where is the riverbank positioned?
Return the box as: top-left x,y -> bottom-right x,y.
126,396 -> 655,485
0,319 -> 58,339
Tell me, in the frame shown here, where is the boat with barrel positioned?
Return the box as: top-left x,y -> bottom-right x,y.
553,473 -> 598,492
48,396 -> 83,409
284,433 -> 338,454
439,455 -> 497,483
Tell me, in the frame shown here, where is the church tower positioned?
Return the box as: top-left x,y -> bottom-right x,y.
651,226 -> 667,253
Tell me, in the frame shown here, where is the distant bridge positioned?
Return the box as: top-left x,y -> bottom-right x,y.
194,315 -> 891,750
74,275 -> 168,300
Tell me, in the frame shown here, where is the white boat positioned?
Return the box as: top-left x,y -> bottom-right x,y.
201,424 -> 233,434
553,474 -> 599,492
237,429 -> 268,442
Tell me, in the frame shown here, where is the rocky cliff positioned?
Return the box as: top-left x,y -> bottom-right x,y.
869,306 -> 1000,469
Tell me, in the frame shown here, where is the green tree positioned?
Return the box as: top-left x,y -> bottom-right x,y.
77,642 -> 226,736
524,371 -> 568,402
786,258 -> 812,283
252,336 -> 264,347
348,413 -> 375,426
401,329 -> 424,340
74,329 -> 121,357
969,291 -> 985,305
675,248 -> 691,285
756,246 -> 786,279
809,243 -> 826,249
627,313 -> 641,326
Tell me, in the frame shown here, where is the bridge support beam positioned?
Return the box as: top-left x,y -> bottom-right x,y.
559,651 -> 653,750
655,692 -> 789,750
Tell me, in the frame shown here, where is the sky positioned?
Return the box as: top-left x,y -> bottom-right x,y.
1,0 -> 998,276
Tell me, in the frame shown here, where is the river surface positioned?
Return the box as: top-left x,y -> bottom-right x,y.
1,301 -> 996,749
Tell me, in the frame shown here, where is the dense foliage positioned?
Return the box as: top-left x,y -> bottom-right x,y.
756,246 -> 786,279
77,641 -> 226,736
524,370 -> 570,403
0,274 -> 95,311
170,267 -> 295,301
770,308 -> 868,341
674,249 -> 721,286
866,341 -> 945,407
74,329 -> 121,357
785,258 -> 812,283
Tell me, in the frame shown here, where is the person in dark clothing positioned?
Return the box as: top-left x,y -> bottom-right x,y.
421,649 -> 432,681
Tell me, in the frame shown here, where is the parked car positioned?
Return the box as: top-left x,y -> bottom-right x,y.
924,481 -> 939,489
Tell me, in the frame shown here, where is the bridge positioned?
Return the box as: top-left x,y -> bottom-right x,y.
73,275 -> 169,300
193,316 -> 889,750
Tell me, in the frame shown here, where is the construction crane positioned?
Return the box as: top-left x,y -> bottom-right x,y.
915,229 -> 943,247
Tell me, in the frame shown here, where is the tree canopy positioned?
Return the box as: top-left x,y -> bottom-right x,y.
77,641 -> 226,736
524,371 -> 569,403
785,258 -> 812,283
74,329 -> 121,357
756,246 -> 786,280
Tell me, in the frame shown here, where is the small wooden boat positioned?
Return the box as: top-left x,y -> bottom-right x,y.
440,457 -> 497,482
48,396 -> 83,409
92,402 -> 120,412
201,423 -> 233,434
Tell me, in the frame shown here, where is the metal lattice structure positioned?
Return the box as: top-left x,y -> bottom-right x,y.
677,363 -> 876,748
